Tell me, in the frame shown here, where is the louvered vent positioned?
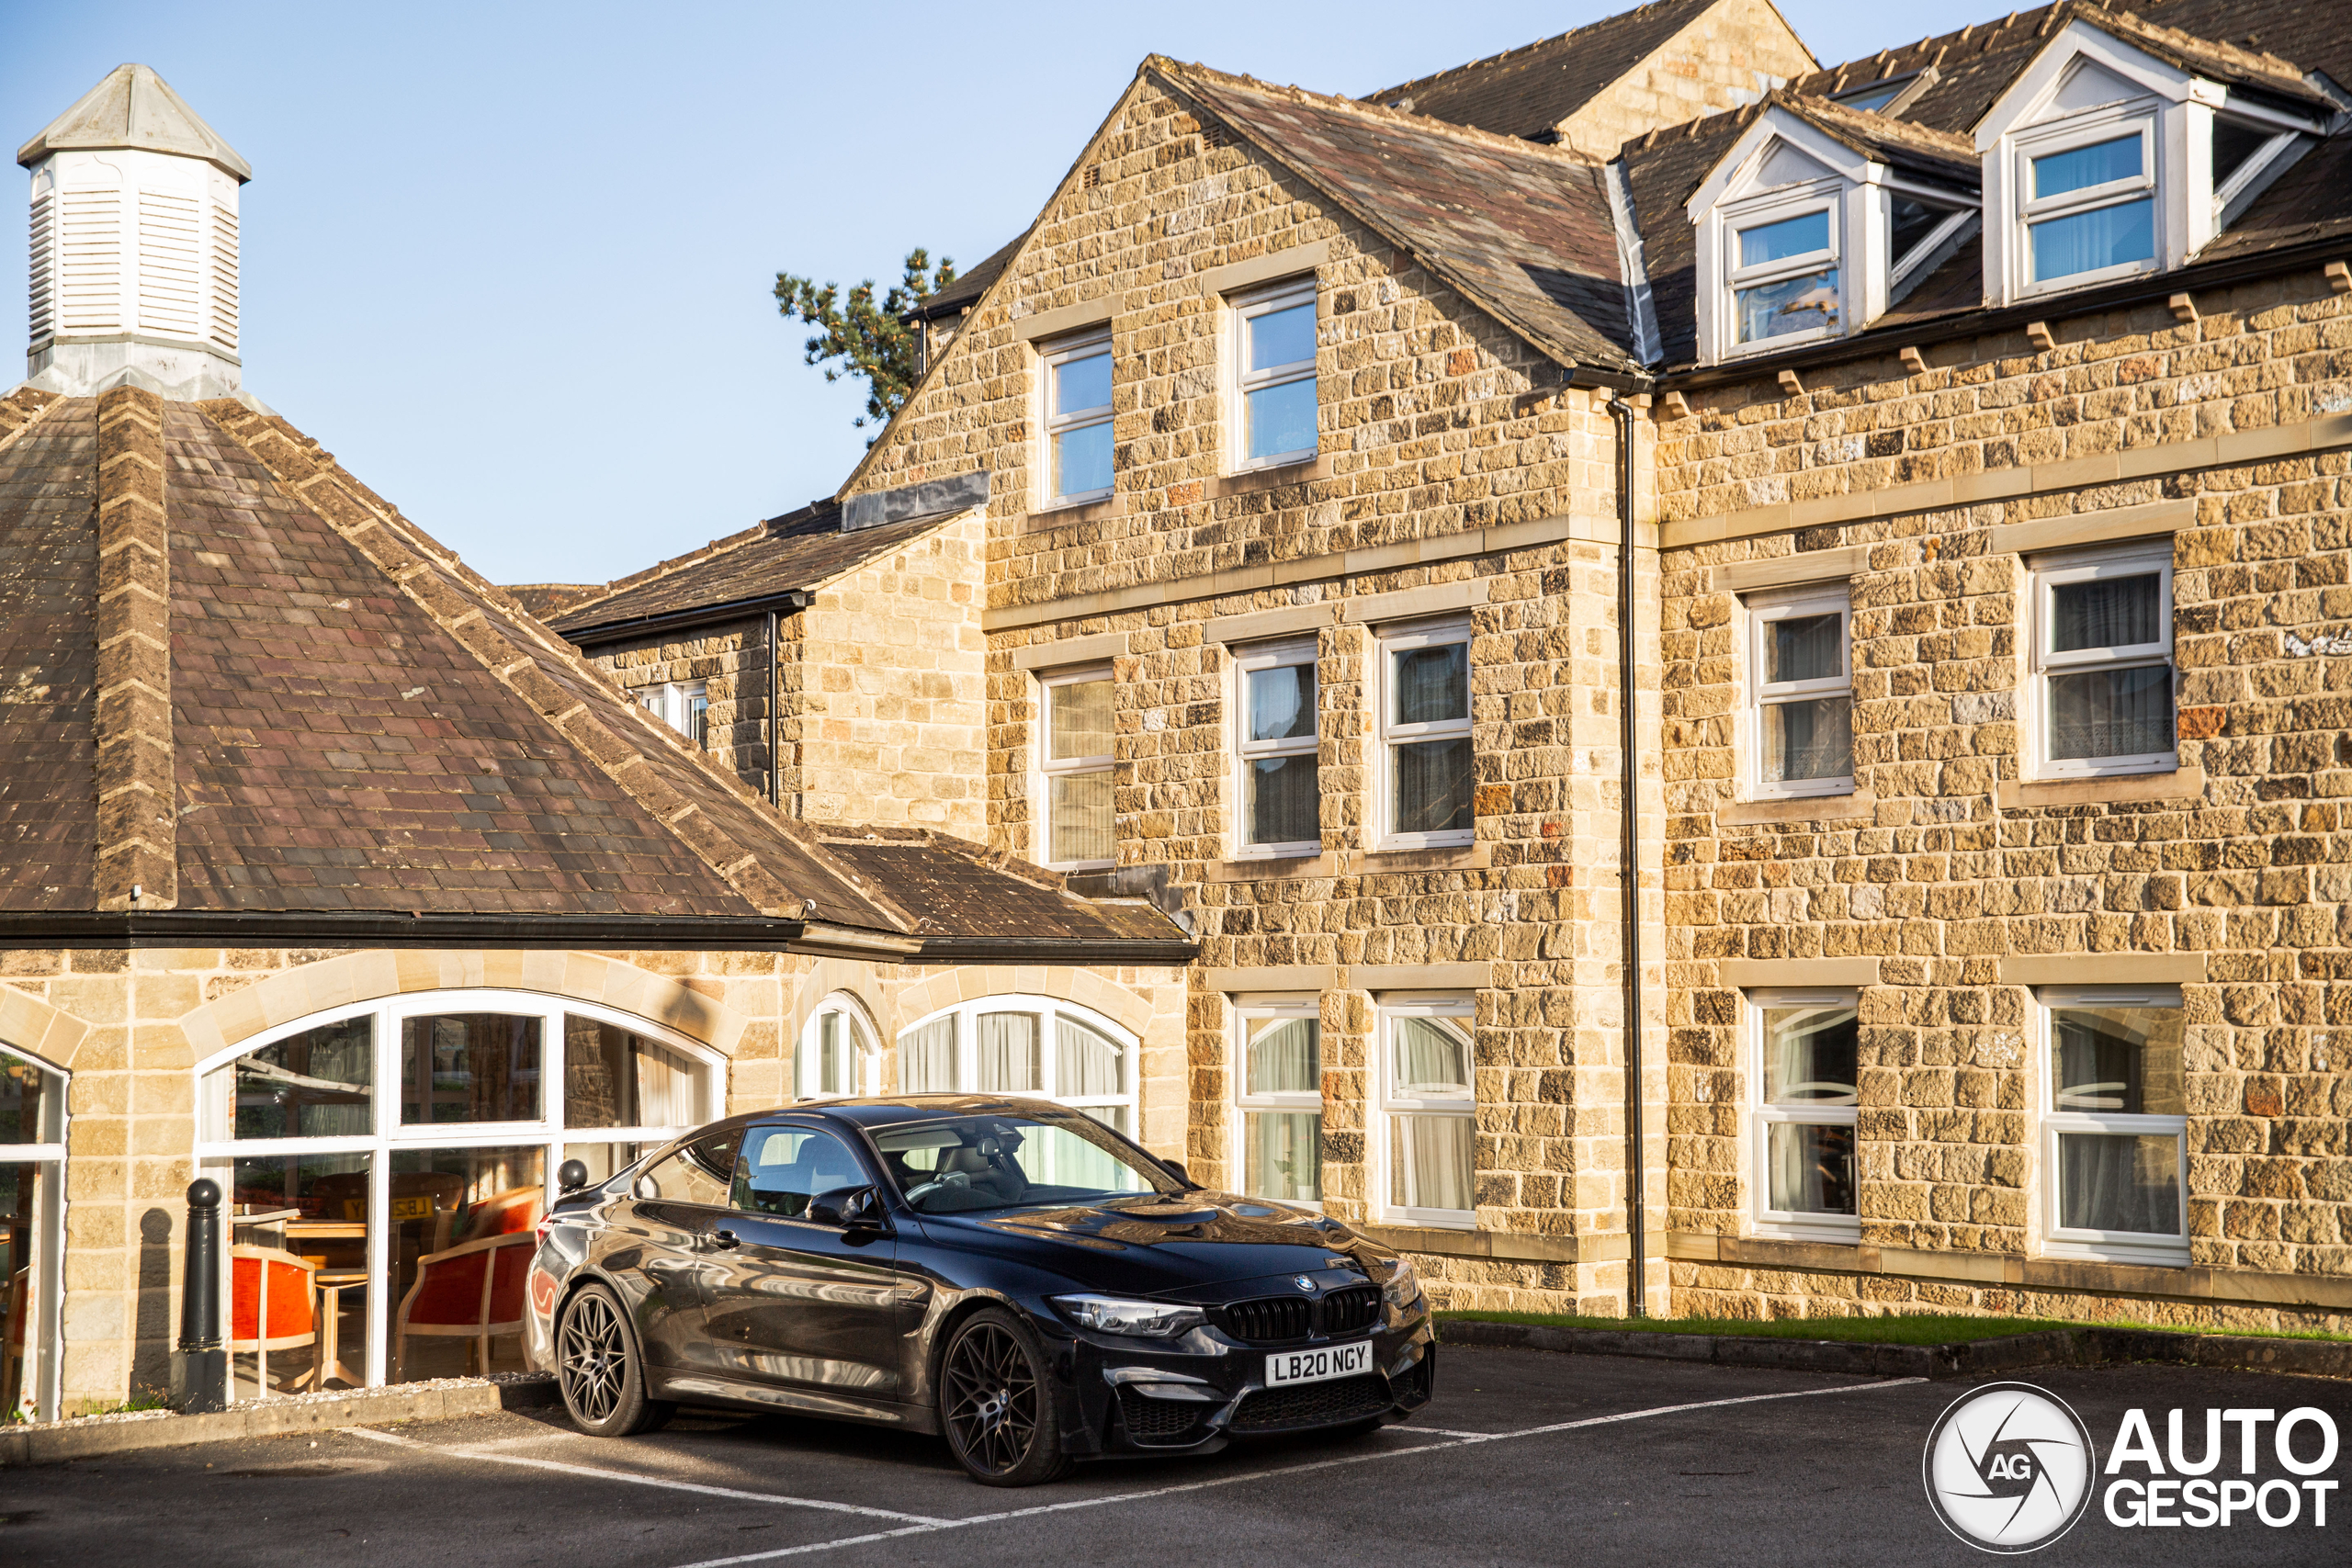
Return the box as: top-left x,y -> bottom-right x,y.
57,189 -> 120,332
137,190 -> 201,339
27,194 -> 53,344
209,203 -> 239,351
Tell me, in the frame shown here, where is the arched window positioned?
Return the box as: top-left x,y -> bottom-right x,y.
796,998 -> 878,1100
192,990 -> 723,1398
894,996 -> 1136,1135
0,1044 -> 65,1422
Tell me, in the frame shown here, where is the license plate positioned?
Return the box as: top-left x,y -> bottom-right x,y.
1265,1340 -> 1372,1387
390,1196 -> 435,1222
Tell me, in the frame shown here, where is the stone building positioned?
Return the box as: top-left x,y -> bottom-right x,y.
0,71 -> 1190,1420
583,0 -> 2352,1335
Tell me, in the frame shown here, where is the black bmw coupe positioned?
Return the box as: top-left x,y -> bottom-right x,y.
525,1095 -> 1435,1485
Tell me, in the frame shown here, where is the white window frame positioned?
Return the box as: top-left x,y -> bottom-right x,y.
1374,617 -> 1476,852
1747,988 -> 1862,1243
1375,995 -> 1477,1230
797,996 -> 879,1100
2037,986 -> 2188,1268
1232,998 -> 1323,1210
892,995 -> 1138,1136
1231,637 -> 1320,859
634,680 -> 709,748
1039,328 -> 1114,508
191,989 -> 726,1397
1035,662 -> 1115,871
1745,586 -> 1854,801
1227,278 -> 1317,473
0,1043 -> 68,1424
2012,106 -> 2162,298
1720,187 -> 1843,357
2026,542 -> 2175,781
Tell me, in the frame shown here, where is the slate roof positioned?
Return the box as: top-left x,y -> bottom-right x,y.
0,388 -> 1187,953
911,231 -> 1028,323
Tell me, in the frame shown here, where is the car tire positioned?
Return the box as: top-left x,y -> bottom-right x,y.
556,1281 -> 674,1438
939,1307 -> 1073,1486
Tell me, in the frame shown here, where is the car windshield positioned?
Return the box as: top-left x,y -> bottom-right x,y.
874,1112 -> 1181,1214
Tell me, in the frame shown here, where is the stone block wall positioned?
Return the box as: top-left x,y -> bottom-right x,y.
591,622 -> 772,794
1555,0 -> 1817,161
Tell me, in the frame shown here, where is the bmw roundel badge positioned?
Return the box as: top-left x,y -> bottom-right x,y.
1294,1274 -> 1319,1292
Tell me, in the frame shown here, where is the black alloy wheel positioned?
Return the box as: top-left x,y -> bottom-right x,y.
557,1282 -> 673,1438
940,1308 -> 1071,1485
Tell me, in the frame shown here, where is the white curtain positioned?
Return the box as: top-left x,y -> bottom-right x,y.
899,1018 -> 956,1094
1056,1019 -> 1122,1098
632,1039 -> 695,1128
977,1013 -> 1040,1094
2060,1133 -> 2178,1235
1392,1018 -> 1471,1099
1247,1019 -> 1317,1095
1391,1114 -> 1473,1212
1767,1122 -> 1855,1215
1245,1111 -> 1322,1201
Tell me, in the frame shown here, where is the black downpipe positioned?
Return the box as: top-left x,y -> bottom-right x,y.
767,607 -> 781,807
1607,396 -> 1646,1318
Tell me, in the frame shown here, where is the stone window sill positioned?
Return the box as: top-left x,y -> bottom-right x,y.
1022,493 -> 1121,533
1206,842 -> 1491,882
1717,791 -> 1874,826
1211,453 -> 1329,498
1997,766 -> 2204,810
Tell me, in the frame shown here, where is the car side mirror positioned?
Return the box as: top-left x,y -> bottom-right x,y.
633,1173 -> 661,1201
558,1159 -> 590,1193
808,1184 -> 885,1230
1163,1159 -> 1192,1186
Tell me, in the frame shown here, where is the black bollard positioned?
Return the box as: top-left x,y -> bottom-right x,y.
170,1178 -> 227,1413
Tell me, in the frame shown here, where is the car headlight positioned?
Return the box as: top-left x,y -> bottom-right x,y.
1383,1257 -> 1424,1313
1048,1294 -> 1205,1338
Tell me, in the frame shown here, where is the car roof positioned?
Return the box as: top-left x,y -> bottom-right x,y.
713,1094 -> 1087,1134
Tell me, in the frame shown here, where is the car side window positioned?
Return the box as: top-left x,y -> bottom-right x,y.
732,1125 -> 866,1218
634,1128 -> 740,1206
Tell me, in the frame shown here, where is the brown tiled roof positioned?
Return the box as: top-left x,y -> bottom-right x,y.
1363,0 -> 1741,139
911,231 -> 1029,323
1159,61 -> 1645,376
504,582 -> 605,620
547,501 -> 946,640
0,387 -> 1187,954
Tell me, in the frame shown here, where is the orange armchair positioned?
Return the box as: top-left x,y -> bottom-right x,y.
229,1244 -> 318,1393
392,1230 -> 535,1379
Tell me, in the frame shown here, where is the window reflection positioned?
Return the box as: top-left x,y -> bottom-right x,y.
563,1015 -> 701,1128
228,1018 -> 373,1139
226,1151 -> 371,1398
387,1145 -> 545,1382
400,1013 -> 542,1124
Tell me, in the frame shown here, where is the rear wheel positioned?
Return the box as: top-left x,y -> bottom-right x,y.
557,1282 -> 673,1438
939,1308 -> 1072,1486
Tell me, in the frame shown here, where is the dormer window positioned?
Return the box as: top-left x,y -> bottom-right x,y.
2018,121 -> 2157,288
1732,207 -> 1838,345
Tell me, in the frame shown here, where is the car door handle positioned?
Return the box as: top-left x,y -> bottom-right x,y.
709,1229 -> 741,1251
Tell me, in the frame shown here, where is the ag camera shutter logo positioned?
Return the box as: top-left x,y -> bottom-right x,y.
1923,1382 -> 2098,1553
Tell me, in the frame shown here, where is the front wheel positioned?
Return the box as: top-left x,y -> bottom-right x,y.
939,1308 -> 1072,1486
557,1282 -> 673,1438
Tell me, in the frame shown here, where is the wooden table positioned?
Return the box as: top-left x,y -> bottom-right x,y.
309,1269 -> 368,1390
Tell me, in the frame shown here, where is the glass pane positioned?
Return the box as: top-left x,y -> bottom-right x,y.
1766,1122 -> 1855,1215
2048,665 -> 2174,761
1048,677 -> 1114,760
878,1114 -> 1172,1213
686,693 -> 708,748
1838,83 -> 1902,114
0,1051 -> 62,1145
224,1150 -> 371,1397
1389,1114 -> 1474,1213
401,1014 -> 542,1125
1247,753 -> 1319,846
1738,210 -> 1829,266
1246,662 -> 1315,742
1761,696 -> 1852,784
217,1019 -> 373,1140
560,1142 -> 644,1189
1056,1018 -> 1124,1099
976,1012 -> 1041,1094
1891,197 -> 1945,264
2032,134 -> 2142,198
386,1145 -> 546,1383
899,1017 -> 957,1094
0,1163 -> 45,1418
1392,1017 -> 1473,1099
732,1126 -> 865,1217
1248,301 -> 1316,370
1245,377 -> 1317,460
1390,641 -> 1468,727
563,1016 -> 702,1129
1244,1111 -> 1323,1202
1391,739 -> 1473,835
2052,1005 -> 2184,1115
2058,1132 -> 2180,1235
1052,348 -> 1111,415
634,1130 -> 739,1207
1053,418 -> 1114,498
1736,267 -> 1839,342
1246,1018 -> 1319,1095
1050,770 -> 1114,863
1764,613 -> 1843,683
2030,198 -> 2154,280
2212,119 -> 2271,190
1761,1003 -> 1858,1104
2051,573 -> 2161,652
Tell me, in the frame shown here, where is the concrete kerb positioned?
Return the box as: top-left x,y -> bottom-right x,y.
1437,1318 -> 2352,1382
0,1374 -> 560,1467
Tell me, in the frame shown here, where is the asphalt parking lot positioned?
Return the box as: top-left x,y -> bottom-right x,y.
3,1348 -> 2346,1567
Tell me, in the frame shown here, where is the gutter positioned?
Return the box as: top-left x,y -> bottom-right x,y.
0,910 -> 809,950
1605,392 -> 1647,1318
912,935 -> 1202,966
558,589 -> 813,649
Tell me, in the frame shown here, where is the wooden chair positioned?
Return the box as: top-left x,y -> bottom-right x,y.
228,1244 -> 319,1394
392,1231 -> 534,1379
1,1264 -> 28,1419
455,1185 -> 543,1245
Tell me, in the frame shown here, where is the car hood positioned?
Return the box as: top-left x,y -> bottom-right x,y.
913,1190 -> 1390,1296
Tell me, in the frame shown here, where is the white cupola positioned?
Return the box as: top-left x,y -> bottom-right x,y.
17,64 -> 251,400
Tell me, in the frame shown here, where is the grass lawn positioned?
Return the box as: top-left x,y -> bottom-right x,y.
1435,1310 -> 2351,1346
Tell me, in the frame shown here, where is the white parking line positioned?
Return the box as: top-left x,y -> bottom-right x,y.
667,1377 -> 1929,1568
345,1427 -> 952,1525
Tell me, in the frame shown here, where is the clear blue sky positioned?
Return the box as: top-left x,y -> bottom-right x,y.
5,2 -> 1984,586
